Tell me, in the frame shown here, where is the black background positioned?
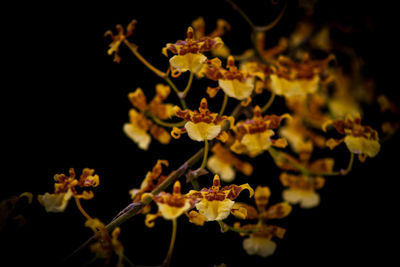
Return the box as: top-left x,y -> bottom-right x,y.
2,0 -> 399,266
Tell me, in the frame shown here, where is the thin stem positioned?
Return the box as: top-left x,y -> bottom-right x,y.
74,197 -> 92,221
123,39 -> 188,110
149,113 -> 186,128
261,91 -> 276,113
162,219 -> 177,267
255,0 -> 288,32
164,77 -> 188,109
268,147 -> 355,177
180,72 -> 194,99
123,40 -> 166,78
219,93 -> 229,116
200,139 -> 209,170
224,0 -> 255,29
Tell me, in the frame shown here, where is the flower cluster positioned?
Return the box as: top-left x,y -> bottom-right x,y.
14,2 -> 397,266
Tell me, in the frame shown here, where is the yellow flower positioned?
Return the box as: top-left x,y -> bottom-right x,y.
172,98 -> 233,142
201,56 -> 263,101
187,174 -> 254,221
323,114 -> 380,162
38,168 -> 99,213
231,106 -> 290,157
163,27 -> 223,74
153,181 -> 195,220
269,54 -> 334,99
207,143 -> 253,182
280,172 -> 325,209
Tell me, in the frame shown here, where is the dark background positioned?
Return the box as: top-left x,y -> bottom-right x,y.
2,0 -> 399,266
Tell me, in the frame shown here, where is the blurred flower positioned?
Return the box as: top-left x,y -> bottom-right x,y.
207,143 -> 253,182
280,173 -> 325,208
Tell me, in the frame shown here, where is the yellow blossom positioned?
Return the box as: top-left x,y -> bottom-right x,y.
323,114 -> 380,162
269,54 -> 334,100
153,181 -> 195,220
172,98 -> 233,142
163,26 -> 224,74
200,56 -> 263,101
187,174 -> 254,221
231,106 -> 290,157
280,173 -> 325,209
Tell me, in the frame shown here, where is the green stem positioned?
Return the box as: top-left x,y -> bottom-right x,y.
200,139 -> 209,170
164,77 -> 188,110
162,219 -> 177,267
219,93 -> 229,116
180,72 -> 194,99
261,91 -> 276,113
149,113 -> 186,128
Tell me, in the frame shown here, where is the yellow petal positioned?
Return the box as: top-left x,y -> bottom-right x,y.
230,203 -> 248,219
157,201 -> 192,220
239,183 -> 255,198
270,74 -> 319,98
185,121 -> 221,141
241,130 -> 274,154
37,190 -> 73,213
186,210 -> 207,226
169,53 -> 207,73
123,123 -> 151,150
266,202 -> 292,219
344,136 -> 380,158
218,78 -> 254,100
195,199 -> 234,221
207,155 -> 236,182
255,186 -> 271,208
243,236 -> 277,257
282,188 -> 320,209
